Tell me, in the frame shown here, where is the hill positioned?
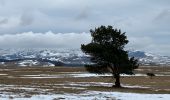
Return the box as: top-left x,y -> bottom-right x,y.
0,48 -> 169,67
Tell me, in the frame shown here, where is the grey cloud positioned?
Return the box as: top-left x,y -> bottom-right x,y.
75,7 -> 90,20
127,37 -> 153,50
0,0 -> 5,5
0,0 -> 169,55
0,18 -> 8,25
20,13 -> 34,26
153,9 -> 170,24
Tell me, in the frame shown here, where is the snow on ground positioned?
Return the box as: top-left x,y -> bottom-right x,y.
19,73 -> 170,79
0,74 -> 8,76
63,82 -> 150,89
1,72 -> 170,100
0,90 -> 170,100
19,73 -> 111,78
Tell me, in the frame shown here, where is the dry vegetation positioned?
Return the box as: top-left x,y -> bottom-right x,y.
0,66 -> 170,97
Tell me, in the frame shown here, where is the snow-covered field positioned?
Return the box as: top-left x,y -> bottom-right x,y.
18,73 -> 170,79
0,73 -> 169,100
0,90 -> 170,100
0,67 -> 170,100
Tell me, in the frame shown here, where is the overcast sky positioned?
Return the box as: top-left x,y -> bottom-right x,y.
0,0 -> 170,55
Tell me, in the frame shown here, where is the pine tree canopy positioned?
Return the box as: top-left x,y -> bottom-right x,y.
81,25 -> 138,75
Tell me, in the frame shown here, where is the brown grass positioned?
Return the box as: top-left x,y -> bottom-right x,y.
0,66 -> 170,95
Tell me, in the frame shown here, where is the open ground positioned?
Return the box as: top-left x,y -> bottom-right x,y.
0,66 -> 170,100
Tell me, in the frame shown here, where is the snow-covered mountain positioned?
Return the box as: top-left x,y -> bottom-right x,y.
128,50 -> 170,66
0,48 -> 91,67
0,48 -> 170,67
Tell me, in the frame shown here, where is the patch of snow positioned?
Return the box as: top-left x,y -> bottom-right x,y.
18,60 -> 39,66
122,85 -> 149,88
67,82 -> 113,87
69,73 -> 111,77
0,62 -> 5,64
19,73 -> 170,79
0,91 -> 170,100
0,74 -> 8,76
61,86 -> 86,90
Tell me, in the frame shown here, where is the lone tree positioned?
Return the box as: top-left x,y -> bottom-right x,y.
81,25 -> 139,87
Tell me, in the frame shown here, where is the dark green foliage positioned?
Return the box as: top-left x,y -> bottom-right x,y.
81,25 -> 139,87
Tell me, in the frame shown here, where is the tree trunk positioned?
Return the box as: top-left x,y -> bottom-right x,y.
114,73 -> 121,87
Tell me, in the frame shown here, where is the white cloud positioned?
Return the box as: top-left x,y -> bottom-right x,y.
147,45 -> 170,56
127,37 -> 153,49
0,31 -> 169,55
0,0 -> 169,55
0,32 -> 91,48
127,36 -> 170,56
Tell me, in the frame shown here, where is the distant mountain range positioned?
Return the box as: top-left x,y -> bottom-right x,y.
0,48 -> 170,67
